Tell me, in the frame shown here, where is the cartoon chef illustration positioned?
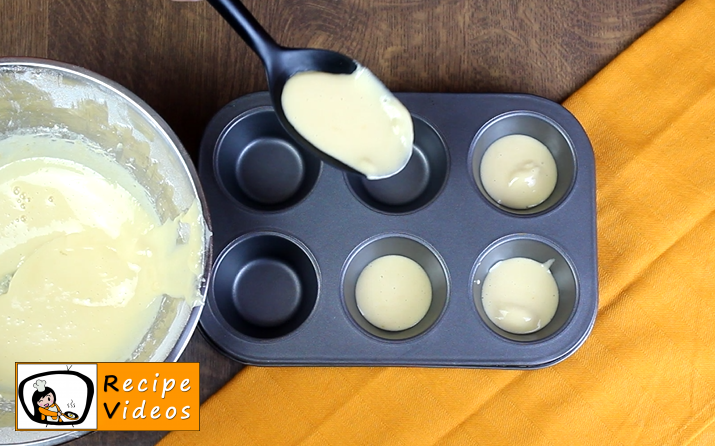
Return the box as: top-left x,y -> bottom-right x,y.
31,379 -> 70,423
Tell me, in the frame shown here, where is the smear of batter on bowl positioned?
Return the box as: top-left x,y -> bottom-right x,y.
0,134 -> 205,398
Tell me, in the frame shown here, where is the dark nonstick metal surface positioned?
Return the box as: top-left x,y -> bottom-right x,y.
198,92 -> 598,369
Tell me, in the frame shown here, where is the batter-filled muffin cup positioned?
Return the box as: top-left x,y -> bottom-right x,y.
341,233 -> 449,340
469,111 -> 576,215
471,234 -> 578,342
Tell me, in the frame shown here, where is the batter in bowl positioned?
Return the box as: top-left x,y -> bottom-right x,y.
0,134 -> 204,397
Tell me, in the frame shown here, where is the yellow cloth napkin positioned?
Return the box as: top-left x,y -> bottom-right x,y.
162,0 -> 715,444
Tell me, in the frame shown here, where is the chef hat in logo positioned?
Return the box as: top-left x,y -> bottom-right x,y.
32,379 -> 46,393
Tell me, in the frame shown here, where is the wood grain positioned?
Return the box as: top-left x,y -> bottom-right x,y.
2,0 -> 684,157
0,0 -> 684,444
1,0 -> 49,56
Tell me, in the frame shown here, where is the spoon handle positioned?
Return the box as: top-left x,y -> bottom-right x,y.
207,0 -> 280,65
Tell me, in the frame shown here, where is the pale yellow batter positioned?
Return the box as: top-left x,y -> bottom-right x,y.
355,255 -> 432,332
481,257 -> 559,334
281,67 -> 414,180
0,135 -> 204,396
480,134 -> 557,209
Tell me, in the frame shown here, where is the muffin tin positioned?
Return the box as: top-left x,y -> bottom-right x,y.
198,91 -> 597,368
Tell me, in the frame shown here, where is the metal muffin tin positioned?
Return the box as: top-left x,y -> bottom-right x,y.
198,91 -> 597,368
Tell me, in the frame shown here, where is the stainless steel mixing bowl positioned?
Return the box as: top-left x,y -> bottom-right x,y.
0,58 -> 212,445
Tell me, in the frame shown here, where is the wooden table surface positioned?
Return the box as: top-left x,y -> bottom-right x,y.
1,0 -> 682,444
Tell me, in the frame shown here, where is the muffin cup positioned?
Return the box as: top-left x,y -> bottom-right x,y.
346,116 -> 449,214
469,111 -> 576,215
214,107 -> 322,212
209,231 -> 320,339
471,234 -> 578,342
341,233 -> 449,341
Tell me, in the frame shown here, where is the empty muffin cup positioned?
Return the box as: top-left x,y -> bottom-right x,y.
471,234 -> 577,342
346,117 -> 449,214
210,231 -> 320,339
342,234 -> 449,340
469,111 -> 576,215
214,107 -> 321,212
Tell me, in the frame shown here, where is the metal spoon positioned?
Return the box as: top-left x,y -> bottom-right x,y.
207,0 -> 405,179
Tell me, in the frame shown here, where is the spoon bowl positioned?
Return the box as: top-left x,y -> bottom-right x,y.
207,0 -> 409,179
266,48 -> 362,175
